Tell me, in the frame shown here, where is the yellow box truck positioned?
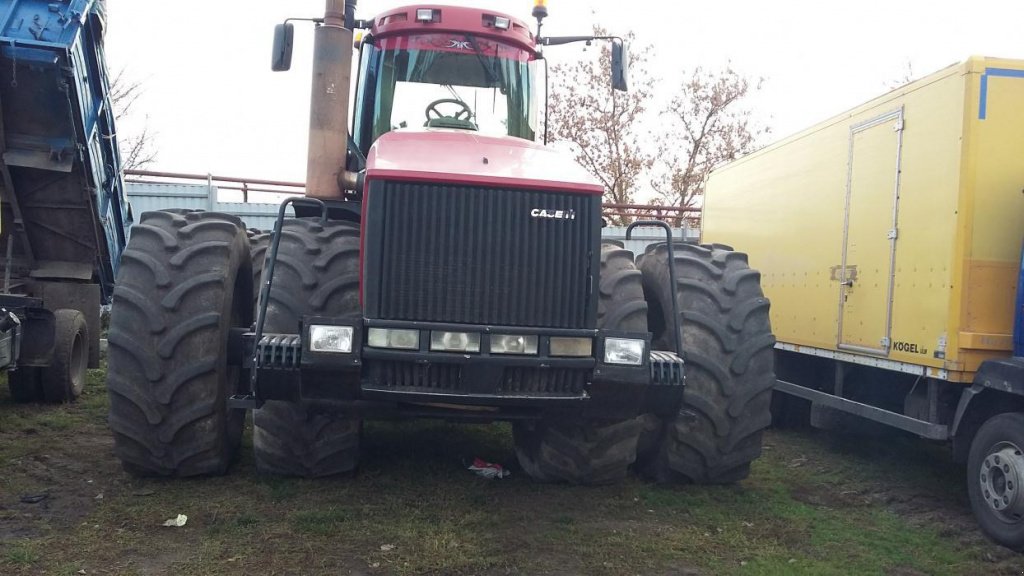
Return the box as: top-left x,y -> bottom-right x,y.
702,56 -> 1024,548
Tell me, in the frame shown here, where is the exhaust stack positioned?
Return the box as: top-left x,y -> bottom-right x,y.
306,0 -> 355,199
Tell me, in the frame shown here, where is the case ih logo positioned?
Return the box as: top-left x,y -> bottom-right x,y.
531,209 -> 576,220
447,39 -> 472,50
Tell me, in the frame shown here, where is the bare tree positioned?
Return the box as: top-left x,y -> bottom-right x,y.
109,68 -> 156,171
652,67 -> 768,218
547,28 -> 654,224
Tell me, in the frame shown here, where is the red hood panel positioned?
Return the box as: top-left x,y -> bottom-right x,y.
365,129 -> 604,194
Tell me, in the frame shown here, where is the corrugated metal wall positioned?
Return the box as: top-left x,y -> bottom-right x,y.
127,181 -> 287,231
125,181 -> 697,253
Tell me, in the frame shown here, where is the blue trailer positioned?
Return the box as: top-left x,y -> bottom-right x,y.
0,0 -> 130,402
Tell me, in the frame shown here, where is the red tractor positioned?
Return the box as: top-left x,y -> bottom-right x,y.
106,0 -> 775,484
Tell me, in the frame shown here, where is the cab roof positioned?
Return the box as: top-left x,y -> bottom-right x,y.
369,4 -> 537,53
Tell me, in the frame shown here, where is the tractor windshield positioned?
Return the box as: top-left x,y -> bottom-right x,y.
353,33 -> 538,153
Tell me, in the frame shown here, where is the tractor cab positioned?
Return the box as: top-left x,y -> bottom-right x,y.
352,6 -> 541,154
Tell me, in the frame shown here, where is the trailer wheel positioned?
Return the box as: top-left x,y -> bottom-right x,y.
107,210 -> 252,476
41,309 -> 88,402
637,243 -> 775,484
513,245 -> 648,484
8,367 -> 42,403
252,218 -> 362,478
968,412 -> 1024,550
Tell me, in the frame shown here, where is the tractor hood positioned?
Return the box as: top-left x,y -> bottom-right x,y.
364,129 -> 603,195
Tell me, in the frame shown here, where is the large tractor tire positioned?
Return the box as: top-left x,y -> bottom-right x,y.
513,244 -> 648,484
248,228 -> 270,303
637,243 -> 775,484
42,309 -> 89,403
107,210 -> 252,477
252,218 -> 362,478
967,412 -> 1024,551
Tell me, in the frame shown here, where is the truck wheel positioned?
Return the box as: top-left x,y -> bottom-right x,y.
967,412 -> 1024,550
41,309 -> 88,402
252,218 -> 362,478
512,245 -> 648,484
107,210 -> 252,476
8,367 -> 42,403
637,243 -> 775,484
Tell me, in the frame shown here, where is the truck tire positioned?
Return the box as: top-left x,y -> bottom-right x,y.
637,243 -> 775,484
8,367 -> 42,403
512,245 -> 648,484
107,210 -> 252,476
967,412 -> 1024,550
252,218 -> 362,478
41,309 -> 88,402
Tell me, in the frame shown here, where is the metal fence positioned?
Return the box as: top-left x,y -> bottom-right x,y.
124,170 -> 699,252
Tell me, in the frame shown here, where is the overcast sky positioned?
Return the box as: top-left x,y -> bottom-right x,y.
106,0 -> 1024,188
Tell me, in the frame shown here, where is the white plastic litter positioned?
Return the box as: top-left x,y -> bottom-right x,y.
162,514 -> 188,527
468,457 -> 510,479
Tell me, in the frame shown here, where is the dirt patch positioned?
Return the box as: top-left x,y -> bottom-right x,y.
1,430 -> 119,540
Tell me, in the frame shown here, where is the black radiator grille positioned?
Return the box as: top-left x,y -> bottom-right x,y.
499,368 -> 587,396
364,361 -> 588,398
365,181 -> 599,328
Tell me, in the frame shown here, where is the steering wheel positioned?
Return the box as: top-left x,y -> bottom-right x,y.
425,98 -> 474,123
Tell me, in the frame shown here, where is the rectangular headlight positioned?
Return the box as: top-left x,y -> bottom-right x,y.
367,328 -> 420,350
416,8 -> 434,21
550,337 -> 593,357
494,16 -> 511,29
309,325 -> 354,354
430,331 -> 481,353
491,334 -> 538,355
604,338 -> 645,366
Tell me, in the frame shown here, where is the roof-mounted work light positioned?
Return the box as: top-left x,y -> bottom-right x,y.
532,0 -> 548,20
416,8 -> 434,22
532,0 -> 548,37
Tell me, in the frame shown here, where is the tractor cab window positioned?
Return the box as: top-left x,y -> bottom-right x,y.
353,33 -> 537,153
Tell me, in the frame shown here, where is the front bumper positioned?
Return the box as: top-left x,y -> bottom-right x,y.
238,318 -> 684,419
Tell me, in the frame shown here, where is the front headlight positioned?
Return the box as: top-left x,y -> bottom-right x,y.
309,325 -> 354,354
550,336 -> 593,357
430,331 -> 481,353
367,328 -> 420,350
604,338 -> 645,366
491,334 -> 539,355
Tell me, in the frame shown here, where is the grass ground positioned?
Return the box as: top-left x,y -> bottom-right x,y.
1,368 -> 1023,575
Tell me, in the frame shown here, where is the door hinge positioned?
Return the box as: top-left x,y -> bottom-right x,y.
893,119 -> 904,132
887,228 -> 898,240
880,337 -> 891,349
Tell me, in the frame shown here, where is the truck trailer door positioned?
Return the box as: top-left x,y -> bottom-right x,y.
837,108 -> 904,355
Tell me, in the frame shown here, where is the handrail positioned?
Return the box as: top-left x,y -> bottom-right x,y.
124,169 -> 699,223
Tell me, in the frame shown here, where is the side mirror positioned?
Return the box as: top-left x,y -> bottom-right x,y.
611,40 -> 629,92
272,22 -> 295,72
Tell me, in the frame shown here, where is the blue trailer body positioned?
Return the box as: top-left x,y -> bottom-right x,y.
0,0 -> 130,384
0,0 -> 129,304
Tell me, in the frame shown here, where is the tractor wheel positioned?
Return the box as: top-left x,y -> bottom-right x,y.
252,218 -> 362,478
8,367 -> 42,403
512,244 -> 648,484
967,412 -> 1024,550
107,210 -> 252,476
248,228 -> 270,304
41,309 -> 89,402
636,243 -> 775,484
